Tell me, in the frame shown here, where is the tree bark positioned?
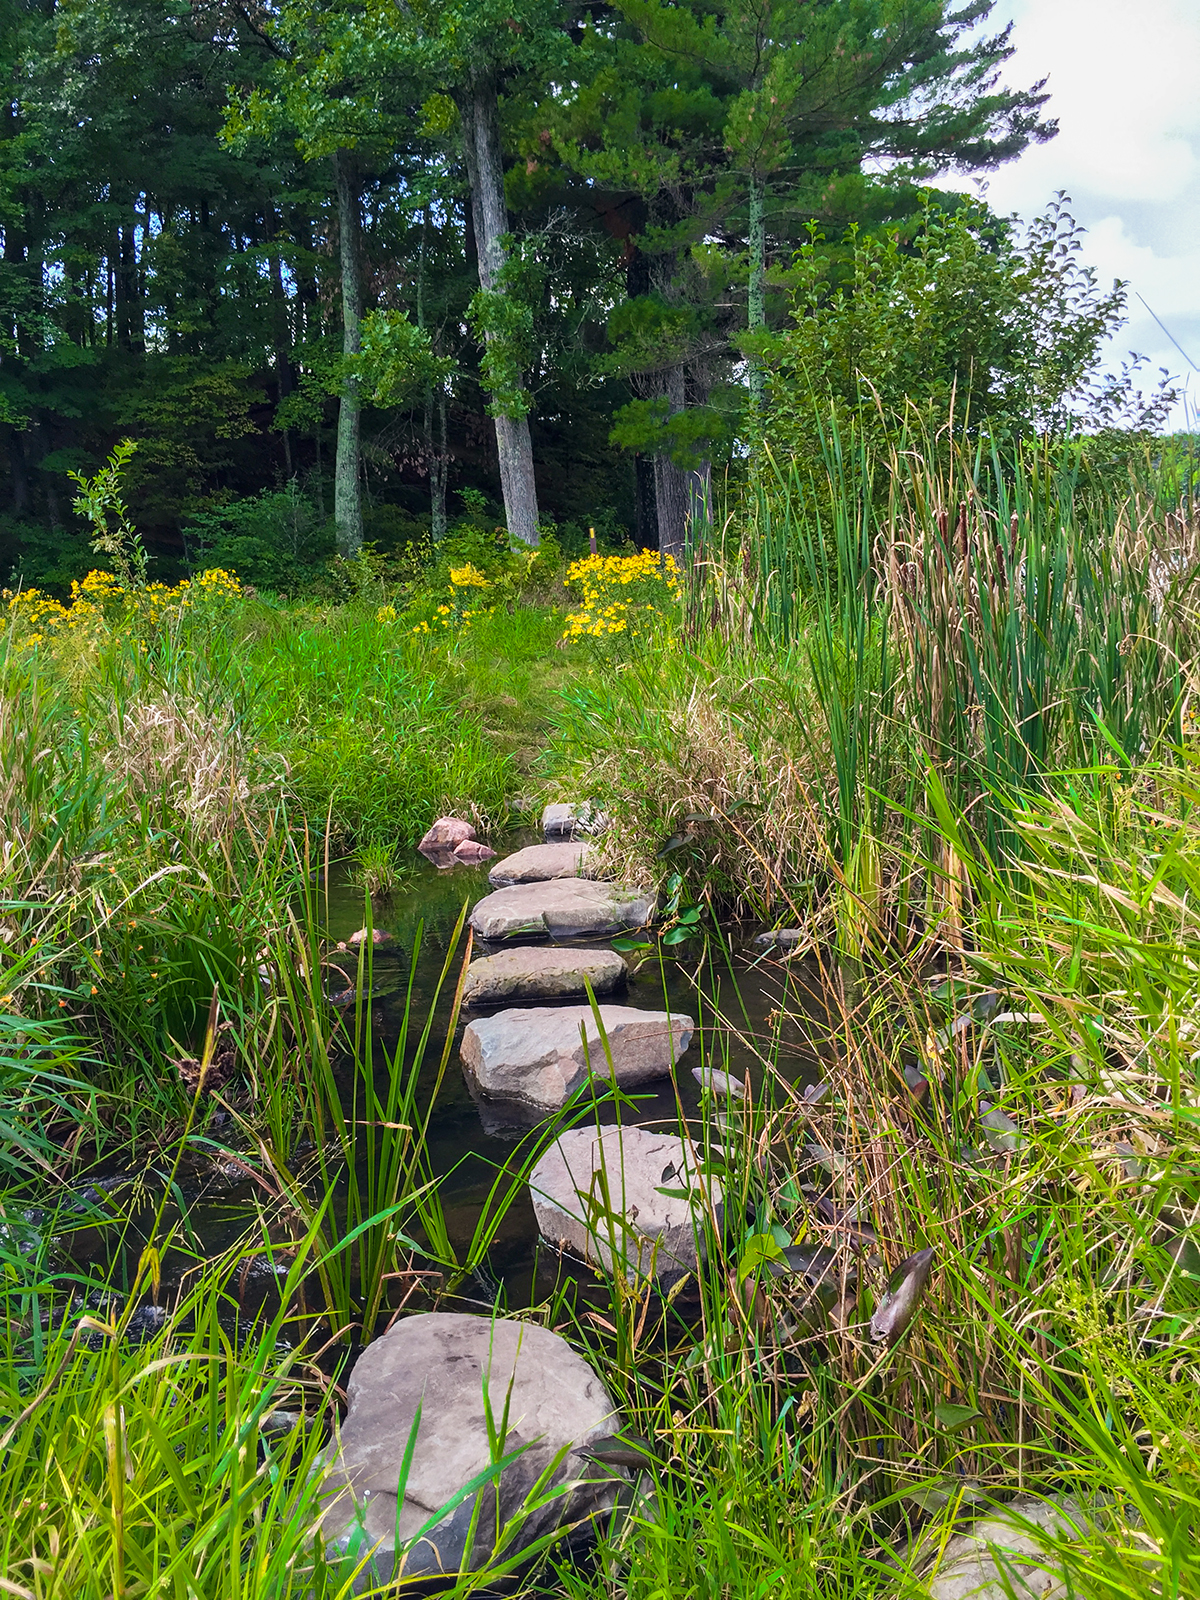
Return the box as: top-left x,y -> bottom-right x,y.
268,210 -> 294,479
457,66 -> 539,547
333,149 -> 363,558
417,208 -> 449,543
747,171 -> 766,428
653,364 -> 689,563
634,454 -> 658,549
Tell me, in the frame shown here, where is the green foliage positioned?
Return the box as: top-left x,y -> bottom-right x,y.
468,286 -> 536,420
66,440 -> 148,590
181,484 -> 333,593
609,393 -> 733,469
768,195 -> 1176,460
352,310 -> 455,408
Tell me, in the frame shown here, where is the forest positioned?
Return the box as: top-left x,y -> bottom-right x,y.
2,2 -> 1200,1599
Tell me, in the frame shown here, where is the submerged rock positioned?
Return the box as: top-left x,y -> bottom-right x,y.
530,1125 -> 721,1283
752,927 -> 805,951
318,1312 -> 623,1589
470,879 -> 655,942
453,839 -> 497,864
488,841 -> 598,888
346,927 -> 393,947
461,1002 -> 693,1115
418,816 -> 476,854
543,801 -> 609,840
463,946 -> 627,1006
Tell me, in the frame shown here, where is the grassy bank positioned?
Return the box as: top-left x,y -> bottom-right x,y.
3,436 -> 1200,1596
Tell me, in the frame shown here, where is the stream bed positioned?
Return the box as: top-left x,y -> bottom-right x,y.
49,840 -> 832,1317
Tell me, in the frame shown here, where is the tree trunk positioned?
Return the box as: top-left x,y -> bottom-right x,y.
747,172 -> 766,427
654,364 -> 689,563
117,221 -> 143,353
634,455 -> 658,549
457,66 -> 539,547
333,149 -> 363,558
268,213 -> 294,479
417,208 -> 449,543
432,390 -> 449,542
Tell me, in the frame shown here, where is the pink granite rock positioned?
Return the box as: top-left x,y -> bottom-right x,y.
454,838 -> 497,864
419,816 -> 476,852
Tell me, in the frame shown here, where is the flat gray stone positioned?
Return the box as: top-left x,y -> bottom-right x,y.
470,879 -> 654,941
488,841 -> 598,888
318,1313 -> 622,1587
922,1496 -> 1093,1600
461,1003 -> 693,1115
753,927 -> 805,950
543,801 -> 609,840
531,1125 -> 722,1283
463,946 -> 627,1006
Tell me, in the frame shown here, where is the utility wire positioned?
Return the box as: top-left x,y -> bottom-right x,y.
1137,292 -> 1199,372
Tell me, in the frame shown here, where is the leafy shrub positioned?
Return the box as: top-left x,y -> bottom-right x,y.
181,482 -> 332,591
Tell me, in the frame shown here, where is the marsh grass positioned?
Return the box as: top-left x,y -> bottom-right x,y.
542,772 -> 1200,1598
5,460 -> 1200,1596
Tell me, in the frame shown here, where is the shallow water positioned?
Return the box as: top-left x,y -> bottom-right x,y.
319,843 -> 828,1301
52,838 -> 830,1314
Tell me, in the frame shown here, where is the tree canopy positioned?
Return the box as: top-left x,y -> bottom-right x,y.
1,0 -> 1137,587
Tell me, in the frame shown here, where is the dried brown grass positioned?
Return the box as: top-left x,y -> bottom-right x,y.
105,695 -> 282,847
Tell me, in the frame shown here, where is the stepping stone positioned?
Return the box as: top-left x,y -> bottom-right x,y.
419,816 -> 476,851
530,1125 -> 722,1284
469,879 -> 654,942
543,801 -> 609,840
488,840 -> 598,888
461,1003 -> 693,1116
463,946 -> 626,1006
318,1313 -> 622,1587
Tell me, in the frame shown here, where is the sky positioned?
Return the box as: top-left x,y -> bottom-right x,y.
944,0 -> 1200,429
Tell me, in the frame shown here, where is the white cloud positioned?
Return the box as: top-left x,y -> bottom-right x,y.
942,0 -> 1200,426
980,0 -> 1200,210
1085,216 -> 1200,323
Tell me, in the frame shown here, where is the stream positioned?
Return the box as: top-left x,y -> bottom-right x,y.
46,839 -> 831,1319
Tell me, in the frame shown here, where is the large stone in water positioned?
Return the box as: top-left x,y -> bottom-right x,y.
530,1125 -> 722,1284
488,841 -> 598,888
463,946 -> 626,1006
318,1313 -> 622,1589
470,879 -> 654,941
543,801 -> 609,840
461,1003 -> 693,1115
419,816 -> 476,851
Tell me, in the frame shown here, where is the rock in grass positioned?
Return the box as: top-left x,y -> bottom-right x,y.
752,927 -> 805,950
543,801 -> 609,840
461,1003 -> 693,1115
919,1495 -> 1095,1600
530,1125 -> 721,1284
418,816 -> 476,853
692,1066 -> 746,1099
318,1313 -> 623,1589
488,841 -> 598,888
462,947 -> 627,1006
469,879 -> 654,942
